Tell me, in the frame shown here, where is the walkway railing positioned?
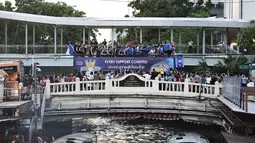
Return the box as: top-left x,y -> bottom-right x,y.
44,74 -> 221,99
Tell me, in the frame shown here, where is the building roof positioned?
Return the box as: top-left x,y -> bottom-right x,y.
0,10 -> 249,28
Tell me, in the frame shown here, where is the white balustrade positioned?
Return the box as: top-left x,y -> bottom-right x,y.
46,73 -> 221,99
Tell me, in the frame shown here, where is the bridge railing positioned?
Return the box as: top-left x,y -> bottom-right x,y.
44,73 -> 221,99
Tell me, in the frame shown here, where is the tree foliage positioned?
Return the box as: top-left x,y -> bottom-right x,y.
194,60 -> 210,74
237,20 -> 255,54
117,0 -> 212,44
194,56 -> 249,76
0,0 -> 95,53
213,56 -> 249,75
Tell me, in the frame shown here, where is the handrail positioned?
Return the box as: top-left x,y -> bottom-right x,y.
44,74 -> 221,99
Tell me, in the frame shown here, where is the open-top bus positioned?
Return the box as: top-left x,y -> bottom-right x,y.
0,60 -> 24,81
0,60 -> 24,101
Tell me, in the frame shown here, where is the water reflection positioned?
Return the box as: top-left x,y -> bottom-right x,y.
73,117 -> 222,143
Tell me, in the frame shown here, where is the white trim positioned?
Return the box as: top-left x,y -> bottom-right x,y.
0,10 -> 249,28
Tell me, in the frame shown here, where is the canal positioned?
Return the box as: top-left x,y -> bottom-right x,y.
72,117 -> 223,143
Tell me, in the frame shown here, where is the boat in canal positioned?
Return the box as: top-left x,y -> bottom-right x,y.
166,132 -> 210,143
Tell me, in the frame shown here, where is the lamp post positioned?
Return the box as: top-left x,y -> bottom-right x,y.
33,62 -> 40,131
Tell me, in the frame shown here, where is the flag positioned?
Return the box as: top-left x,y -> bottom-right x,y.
175,55 -> 184,68
66,42 -> 76,55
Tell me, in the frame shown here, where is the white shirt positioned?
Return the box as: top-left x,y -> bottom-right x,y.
188,41 -> 193,46
206,77 -> 211,84
247,82 -> 254,87
143,74 -> 151,80
87,75 -> 94,80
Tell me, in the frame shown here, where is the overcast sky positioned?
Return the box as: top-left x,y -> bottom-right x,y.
0,0 -> 131,42
46,0 -> 131,42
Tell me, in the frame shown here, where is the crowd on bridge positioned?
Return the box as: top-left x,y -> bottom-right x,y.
39,69 -> 224,86
71,39 -> 177,57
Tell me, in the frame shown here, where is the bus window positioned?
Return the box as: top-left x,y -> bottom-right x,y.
0,66 -> 17,75
0,60 -> 23,81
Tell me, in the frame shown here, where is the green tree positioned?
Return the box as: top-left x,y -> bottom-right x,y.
213,56 -> 249,75
116,0 -> 212,44
0,0 -> 97,53
205,0 -> 213,9
0,1 -> 14,11
194,60 -> 210,74
237,20 -> 255,54
196,0 -> 204,6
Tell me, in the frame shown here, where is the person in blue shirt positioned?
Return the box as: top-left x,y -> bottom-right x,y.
144,44 -> 152,56
164,41 -> 172,57
158,45 -> 164,56
168,73 -> 173,81
127,46 -> 133,56
135,46 -> 142,56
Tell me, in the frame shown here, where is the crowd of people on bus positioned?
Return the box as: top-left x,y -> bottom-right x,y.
73,39 -> 176,57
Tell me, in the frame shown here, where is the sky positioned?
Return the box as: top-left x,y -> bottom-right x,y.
0,0 -> 131,42
46,0 -> 131,42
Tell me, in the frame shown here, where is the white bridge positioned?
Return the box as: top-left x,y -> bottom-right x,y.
45,73 -> 221,98
35,73 -> 223,127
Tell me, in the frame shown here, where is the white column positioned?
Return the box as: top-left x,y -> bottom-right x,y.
60,28 -> 63,53
197,32 -> 200,54
88,29 -> 91,45
111,27 -> 114,48
224,28 -> 228,54
25,23 -> 28,55
33,25 -> 35,54
179,32 -> 181,45
33,25 -> 35,46
83,27 -> 86,44
211,31 -> 213,50
5,22 -> 7,54
158,29 -> 161,42
171,28 -> 173,43
140,28 -> 142,44
54,25 -> 57,54
202,28 -> 205,55
60,28 -> 63,46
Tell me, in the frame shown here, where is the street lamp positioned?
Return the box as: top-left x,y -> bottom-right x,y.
33,62 -> 40,132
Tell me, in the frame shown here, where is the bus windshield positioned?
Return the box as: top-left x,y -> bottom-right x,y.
0,60 -> 24,81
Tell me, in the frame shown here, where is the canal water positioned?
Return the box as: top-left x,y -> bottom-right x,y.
73,117 -> 223,143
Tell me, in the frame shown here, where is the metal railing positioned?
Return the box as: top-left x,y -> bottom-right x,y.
0,44 -> 231,55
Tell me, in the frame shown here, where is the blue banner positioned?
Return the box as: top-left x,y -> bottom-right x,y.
222,77 -> 242,108
74,57 -> 175,73
176,55 -> 184,68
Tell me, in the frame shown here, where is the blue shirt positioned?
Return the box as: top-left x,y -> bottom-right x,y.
159,47 -> 163,53
168,76 -> 173,81
145,45 -> 152,53
127,47 -> 133,55
164,43 -> 170,51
